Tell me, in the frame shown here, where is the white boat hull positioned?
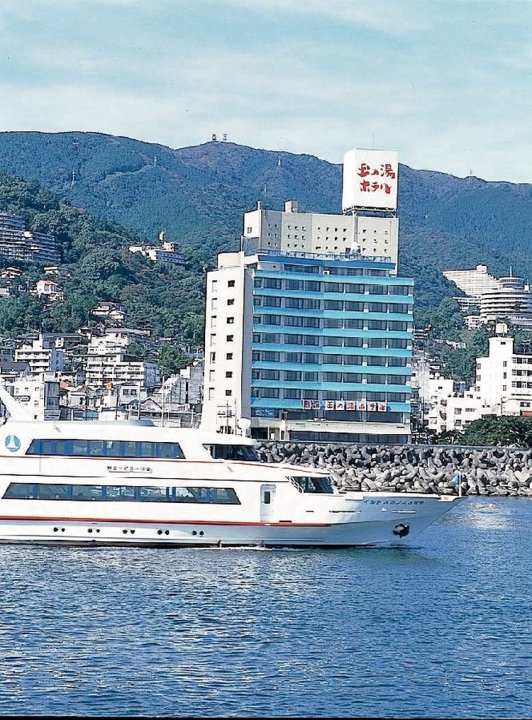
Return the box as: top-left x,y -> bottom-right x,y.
0,493 -> 464,548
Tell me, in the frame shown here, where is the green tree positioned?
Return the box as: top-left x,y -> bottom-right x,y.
158,344 -> 193,376
459,416 -> 532,447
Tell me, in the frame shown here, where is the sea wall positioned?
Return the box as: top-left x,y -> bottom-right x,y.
256,442 -> 532,497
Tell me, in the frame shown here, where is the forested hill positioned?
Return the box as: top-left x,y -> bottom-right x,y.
0,173 -> 205,343
0,131 -> 531,308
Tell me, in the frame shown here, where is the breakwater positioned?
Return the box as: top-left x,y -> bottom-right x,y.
256,442 -> 532,496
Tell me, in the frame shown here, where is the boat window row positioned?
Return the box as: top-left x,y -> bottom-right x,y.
3,482 -> 241,504
288,476 -> 334,494
204,444 -> 260,462
26,438 -> 185,459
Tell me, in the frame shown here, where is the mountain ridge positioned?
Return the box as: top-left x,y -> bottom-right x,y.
0,131 -> 530,304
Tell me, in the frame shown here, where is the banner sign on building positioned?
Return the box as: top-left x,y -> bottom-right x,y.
302,399 -> 321,409
321,399 -> 389,412
342,148 -> 398,211
303,399 -> 389,412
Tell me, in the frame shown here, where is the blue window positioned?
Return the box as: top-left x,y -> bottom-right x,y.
26,439 -> 185,460
2,483 -> 241,505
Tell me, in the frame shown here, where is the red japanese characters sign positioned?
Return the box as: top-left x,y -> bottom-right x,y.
342,149 -> 398,211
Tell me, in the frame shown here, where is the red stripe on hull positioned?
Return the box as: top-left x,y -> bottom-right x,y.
0,515 -> 331,528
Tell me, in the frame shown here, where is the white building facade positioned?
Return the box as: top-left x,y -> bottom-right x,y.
476,335 -> 532,416
1,373 -> 60,421
84,328 -> 159,388
15,335 -> 65,375
443,264 -> 502,300
443,265 -> 532,329
243,200 -> 399,271
426,380 -> 483,435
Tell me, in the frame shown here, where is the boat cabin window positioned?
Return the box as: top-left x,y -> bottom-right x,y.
3,482 -> 241,505
204,444 -> 260,461
26,439 -> 185,460
289,476 -> 334,494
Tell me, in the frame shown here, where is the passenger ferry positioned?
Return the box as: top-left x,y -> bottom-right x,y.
0,385 -> 464,548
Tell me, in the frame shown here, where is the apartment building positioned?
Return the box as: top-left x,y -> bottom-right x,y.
15,335 -> 65,375
84,328 -> 159,389
476,333 -> 532,416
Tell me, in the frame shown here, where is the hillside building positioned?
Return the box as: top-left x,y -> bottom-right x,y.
34,279 -> 64,302
443,265 -> 532,329
129,231 -> 185,266
0,211 -> 61,265
15,335 -> 65,375
478,276 -> 532,329
443,264 -> 502,303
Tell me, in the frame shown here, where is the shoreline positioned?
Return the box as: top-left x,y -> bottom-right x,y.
257,442 -> 532,497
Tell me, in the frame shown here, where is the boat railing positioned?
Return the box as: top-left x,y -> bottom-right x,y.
288,477 -> 305,493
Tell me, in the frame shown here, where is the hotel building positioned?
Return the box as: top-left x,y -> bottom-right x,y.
201,249 -> 413,443
202,147 -> 413,442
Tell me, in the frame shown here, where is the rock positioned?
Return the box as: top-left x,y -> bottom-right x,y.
255,441 -> 531,496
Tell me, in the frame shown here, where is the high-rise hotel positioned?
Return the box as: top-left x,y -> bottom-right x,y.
201,149 -> 414,443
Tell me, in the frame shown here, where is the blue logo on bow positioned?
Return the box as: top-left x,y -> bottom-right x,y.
5,435 -> 21,453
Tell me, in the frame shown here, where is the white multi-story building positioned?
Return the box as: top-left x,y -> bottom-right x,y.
201,249 -> 413,443
443,265 -> 532,329
426,378 -> 482,435
242,200 -> 398,271
476,333 -> 532,416
15,335 -> 65,375
479,276 -> 532,329
82,327 -> 160,390
85,353 -> 159,389
443,264 -> 502,300
1,373 -> 60,421
86,328 -> 150,355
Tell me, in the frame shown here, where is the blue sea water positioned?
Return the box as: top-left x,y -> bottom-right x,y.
0,497 -> 530,718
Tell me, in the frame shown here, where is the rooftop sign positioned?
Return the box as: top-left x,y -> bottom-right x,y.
342,148 -> 398,211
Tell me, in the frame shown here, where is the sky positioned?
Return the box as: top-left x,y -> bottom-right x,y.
0,0 -> 531,183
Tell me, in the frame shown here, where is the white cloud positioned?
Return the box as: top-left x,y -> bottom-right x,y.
196,0 -> 429,36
